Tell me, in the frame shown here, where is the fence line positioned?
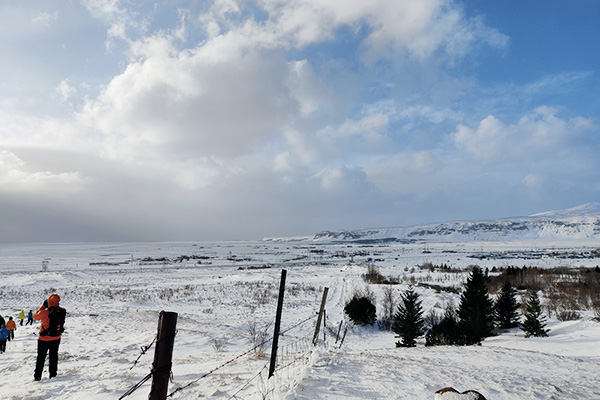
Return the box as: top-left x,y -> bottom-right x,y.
166,314 -> 317,398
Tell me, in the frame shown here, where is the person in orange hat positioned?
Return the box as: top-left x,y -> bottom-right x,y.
33,294 -> 66,381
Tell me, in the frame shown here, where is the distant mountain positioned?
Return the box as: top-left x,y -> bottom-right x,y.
313,203 -> 600,243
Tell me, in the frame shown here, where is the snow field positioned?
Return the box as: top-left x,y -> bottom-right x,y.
1,241 -> 600,399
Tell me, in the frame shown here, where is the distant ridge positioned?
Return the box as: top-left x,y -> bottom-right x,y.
312,203 -> 600,243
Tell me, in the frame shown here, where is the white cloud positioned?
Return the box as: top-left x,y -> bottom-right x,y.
0,110 -> 93,153
56,79 -> 76,102
170,157 -> 233,190
273,152 -> 294,174
314,164 -> 371,194
523,71 -> 593,96
523,173 -> 543,199
454,115 -> 506,159
453,108 -> 596,161
315,111 -> 392,158
284,128 -> 319,164
78,47 -> 301,162
400,104 -> 462,124
32,11 -> 59,27
0,150 -> 84,193
72,0 -> 508,172
363,150 -> 444,198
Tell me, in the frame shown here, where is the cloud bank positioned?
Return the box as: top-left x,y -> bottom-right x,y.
0,0 -> 598,242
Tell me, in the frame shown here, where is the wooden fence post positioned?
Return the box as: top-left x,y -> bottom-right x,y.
269,269 -> 287,378
339,326 -> 347,348
312,287 -> 329,345
335,320 -> 343,343
323,309 -> 327,342
148,311 -> 178,400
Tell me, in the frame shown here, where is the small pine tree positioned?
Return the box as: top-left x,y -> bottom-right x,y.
521,290 -> 549,338
392,288 -> 424,347
495,280 -> 521,329
344,295 -> 377,326
458,266 -> 495,345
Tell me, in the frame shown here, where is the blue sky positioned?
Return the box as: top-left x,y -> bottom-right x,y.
1,0 -> 599,242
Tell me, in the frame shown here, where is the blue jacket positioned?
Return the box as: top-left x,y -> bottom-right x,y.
0,326 -> 8,340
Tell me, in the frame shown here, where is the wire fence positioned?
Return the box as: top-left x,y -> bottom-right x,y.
162,313 -> 318,399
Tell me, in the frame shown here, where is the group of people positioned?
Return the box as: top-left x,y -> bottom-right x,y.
1,294 -> 66,382
0,312 -> 29,352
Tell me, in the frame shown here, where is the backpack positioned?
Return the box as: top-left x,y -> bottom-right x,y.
40,307 -> 66,337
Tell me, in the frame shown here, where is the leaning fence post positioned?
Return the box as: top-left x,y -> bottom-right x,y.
269,269 -> 287,378
335,320 -> 343,343
148,311 -> 178,400
312,287 -> 329,345
339,326 -> 347,348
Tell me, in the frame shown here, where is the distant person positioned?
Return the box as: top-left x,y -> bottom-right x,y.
0,324 -> 7,353
33,294 -> 66,381
6,317 -> 16,341
18,310 -> 26,326
26,310 -> 34,325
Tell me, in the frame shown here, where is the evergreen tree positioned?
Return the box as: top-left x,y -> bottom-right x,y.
392,288 -> 424,347
495,280 -> 521,329
521,290 -> 549,338
457,266 -> 495,344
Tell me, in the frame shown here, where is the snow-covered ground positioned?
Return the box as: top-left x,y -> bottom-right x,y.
1,240 -> 599,399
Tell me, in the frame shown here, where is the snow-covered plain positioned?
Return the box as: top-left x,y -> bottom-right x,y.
1,240 -> 600,399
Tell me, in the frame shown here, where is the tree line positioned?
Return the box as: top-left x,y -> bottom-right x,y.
344,266 -> 550,347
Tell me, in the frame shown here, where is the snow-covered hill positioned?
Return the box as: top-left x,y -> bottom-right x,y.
313,203 -> 600,242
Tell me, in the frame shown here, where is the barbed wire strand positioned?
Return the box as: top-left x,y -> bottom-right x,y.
120,331 -> 178,399
129,335 -> 157,370
119,373 -> 152,400
226,361 -> 270,400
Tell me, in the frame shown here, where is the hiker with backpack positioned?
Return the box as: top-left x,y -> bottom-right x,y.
6,317 -> 16,341
0,324 -> 7,353
18,310 -> 26,326
33,294 -> 66,381
26,310 -> 34,325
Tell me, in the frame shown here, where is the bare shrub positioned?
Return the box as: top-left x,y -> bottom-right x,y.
556,310 -> 581,321
253,287 -> 272,305
378,286 -> 396,330
593,305 -> 600,322
420,262 -> 435,272
591,288 -> 600,321
363,264 -> 387,284
248,321 -> 271,357
423,309 -> 443,331
211,337 -> 229,352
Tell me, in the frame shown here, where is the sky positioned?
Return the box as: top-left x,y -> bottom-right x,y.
1,0 -> 599,243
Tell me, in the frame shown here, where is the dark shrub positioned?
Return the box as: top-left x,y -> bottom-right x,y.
425,308 -> 467,346
345,295 -> 377,326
